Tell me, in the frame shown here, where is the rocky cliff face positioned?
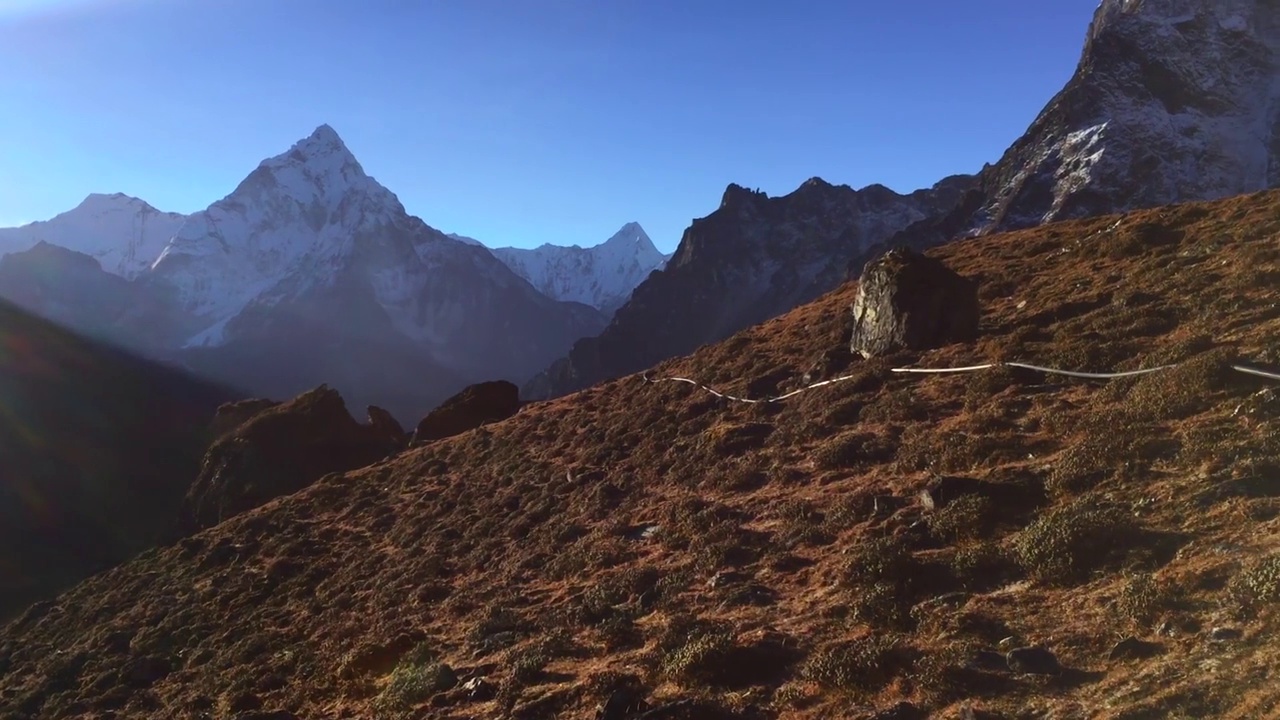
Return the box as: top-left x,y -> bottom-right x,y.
899,0 -> 1280,248
525,175 -> 973,399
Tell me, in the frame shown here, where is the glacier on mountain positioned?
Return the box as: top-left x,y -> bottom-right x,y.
487,222 -> 671,315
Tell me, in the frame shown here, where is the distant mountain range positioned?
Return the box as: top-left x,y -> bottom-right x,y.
0,127 -> 662,422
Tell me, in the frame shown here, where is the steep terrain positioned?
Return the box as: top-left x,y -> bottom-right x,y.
532,0 -> 1280,402
896,0 -> 1280,246
4,190 -> 1279,719
0,298 -> 234,621
489,223 -> 671,317
0,193 -> 187,279
526,176 -> 974,399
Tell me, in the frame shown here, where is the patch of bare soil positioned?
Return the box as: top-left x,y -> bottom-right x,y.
3,190 -> 1280,719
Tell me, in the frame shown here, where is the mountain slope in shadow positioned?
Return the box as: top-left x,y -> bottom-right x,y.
0,298 -> 236,619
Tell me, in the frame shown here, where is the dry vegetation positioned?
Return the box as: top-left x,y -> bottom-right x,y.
4,190 -> 1280,719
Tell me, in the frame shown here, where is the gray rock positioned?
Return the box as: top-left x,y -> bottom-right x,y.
849,247 -> 979,359
1210,627 -> 1244,642
1109,636 -> 1160,661
1006,646 -> 1062,675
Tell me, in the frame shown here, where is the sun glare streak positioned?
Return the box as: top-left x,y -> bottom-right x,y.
0,0 -> 135,22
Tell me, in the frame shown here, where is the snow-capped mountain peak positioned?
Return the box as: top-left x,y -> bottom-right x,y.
233,123 -> 404,217
150,124 -> 411,341
0,192 -> 187,279
488,223 -> 671,315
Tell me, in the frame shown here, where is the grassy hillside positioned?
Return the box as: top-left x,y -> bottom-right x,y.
2,190 -> 1280,719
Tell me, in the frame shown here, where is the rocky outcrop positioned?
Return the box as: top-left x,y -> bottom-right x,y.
849,248 -> 980,358
411,380 -> 523,445
526,176 -> 974,400
367,405 -> 408,445
208,398 -> 281,442
177,386 -> 404,535
896,0 -> 1280,249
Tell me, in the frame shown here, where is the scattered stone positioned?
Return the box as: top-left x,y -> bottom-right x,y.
997,636 -> 1023,651
100,630 -> 135,655
178,385 -> 406,535
912,592 -> 971,618
461,676 -> 496,702
470,630 -> 521,658
849,246 -> 980,358
707,570 -> 749,589
411,380 -> 523,445
1210,627 -> 1243,642
801,344 -> 854,385
596,686 -> 651,720
433,663 -> 459,692
1005,646 -> 1062,675
872,495 -> 908,518
918,475 -> 986,510
968,650 -> 1009,672
1108,636 -> 1160,661
1233,387 -> 1279,420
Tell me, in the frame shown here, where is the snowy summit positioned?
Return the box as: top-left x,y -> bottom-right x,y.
489,222 -> 671,315
0,193 -> 187,279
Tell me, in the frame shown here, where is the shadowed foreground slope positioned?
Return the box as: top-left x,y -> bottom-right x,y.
3,191 -> 1280,718
0,300 -> 235,620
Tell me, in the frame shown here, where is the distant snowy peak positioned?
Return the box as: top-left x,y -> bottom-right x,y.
0,193 -> 187,278
489,223 -> 671,313
149,124 -> 414,334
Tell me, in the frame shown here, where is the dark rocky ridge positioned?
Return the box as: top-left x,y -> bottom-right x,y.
177,386 -> 405,536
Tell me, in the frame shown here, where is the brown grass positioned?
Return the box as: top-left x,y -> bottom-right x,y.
4,190 -> 1280,718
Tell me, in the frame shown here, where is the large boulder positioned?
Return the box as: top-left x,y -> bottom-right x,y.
849,247 -> 979,358
177,386 -> 405,535
411,380 -> 523,446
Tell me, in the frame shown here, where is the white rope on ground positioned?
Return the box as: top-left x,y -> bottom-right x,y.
641,372 -> 868,404
1231,364 -> 1280,382
644,359 -> 1280,404
890,361 -> 1180,379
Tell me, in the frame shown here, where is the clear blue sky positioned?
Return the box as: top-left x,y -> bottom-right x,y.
0,0 -> 1100,252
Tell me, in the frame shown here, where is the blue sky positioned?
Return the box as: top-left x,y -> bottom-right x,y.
0,0 -> 1100,252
